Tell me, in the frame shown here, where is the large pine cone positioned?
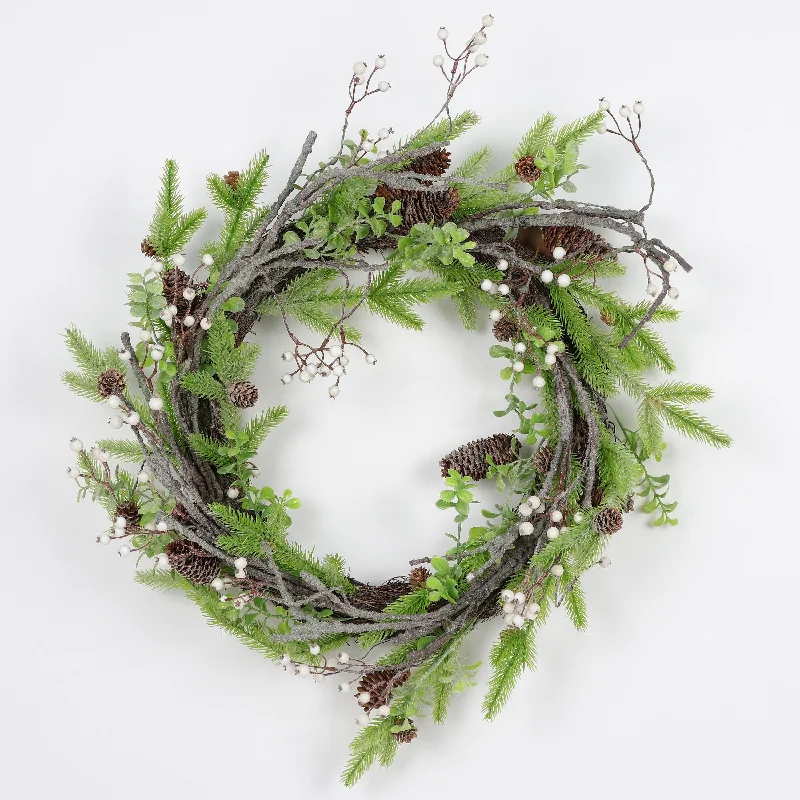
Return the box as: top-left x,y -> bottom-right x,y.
440,433 -> 517,480
393,721 -> 418,744
164,540 -> 221,584
229,381 -> 259,409
97,368 -> 126,398
356,670 -> 410,713
594,506 -> 624,535
115,500 -> 141,528
514,155 -> 542,184
349,578 -> 411,612
401,187 -> 460,228
409,148 -> 451,177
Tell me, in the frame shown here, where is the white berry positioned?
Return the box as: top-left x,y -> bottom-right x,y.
95,449 -> 110,463
366,353 -> 377,365
514,592 -> 526,604
137,470 -> 149,484
524,603 -> 540,619
98,533 -> 111,545
546,343 -> 558,355
498,284 -> 510,296
299,371 -> 312,383
632,101 -> 644,115
182,287 -> 196,301
433,55 -> 444,67
519,521 -> 534,536
280,373 -> 293,385
375,56 -> 387,69
200,317 -> 212,330
156,520 -> 169,532
664,257 -> 679,273
139,329 -> 152,342
482,14 -> 495,26
540,269 -> 554,284
475,53 -> 488,67
309,643 -> 321,656
329,345 -> 343,358
172,254 -> 186,267
512,614 -> 525,628
151,261 -> 163,273
297,664 -> 310,678
117,545 -> 131,557
512,361 -> 525,373
358,692 -> 371,704
550,564 -> 564,577
329,385 -> 340,398
573,512 -> 584,524
599,556 -> 611,568
532,375 -> 545,389
149,396 -> 164,411
227,487 -> 240,499
338,652 -> 350,664
500,589 -> 514,603
377,128 -> 390,140
551,509 -> 563,523
646,283 -> 659,297
619,105 -> 631,118
489,309 -> 502,322
70,437 -> 84,453
503,601 -> 515,614
339,355 -> 350,367
497,258 -> 508,272
108,395 -> 121,409
114,516 -> 127,529
481,278 -> 493,292
67,467 -> 81,480
127,412 -> 140,426
119,349 -> 131,361
528,496 -> 542,509
599,99 -> 611,111
437,27 -> 449,40
546,526 -> 560,540
466,572 -> 475,582
183,315 -> 195,328
377,705 -> 391,717
332,365 -> 344,377
557,273 -> 571,288
552,246 -> 566,261
472,31 -> 487,45
544,353 -> 557,366
514,342 -> 526,354
357,713 -> 370,725
518,502 -> 533,517
668,287 -> 680,299
378,81 -> 390,92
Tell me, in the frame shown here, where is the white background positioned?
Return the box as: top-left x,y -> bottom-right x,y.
1,0 -> 797,797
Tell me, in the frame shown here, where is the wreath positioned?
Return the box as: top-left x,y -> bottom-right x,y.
62,15 -> 731,786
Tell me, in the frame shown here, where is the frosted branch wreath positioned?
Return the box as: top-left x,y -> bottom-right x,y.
62,15 -> 731,786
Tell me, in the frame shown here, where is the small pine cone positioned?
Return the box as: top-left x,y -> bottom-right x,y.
356,670 -> 410,713
440,433 -> 517,480
115,500 -> 141,528
161,267 -> 206,319
229,381 -> 259,409
393,722 -> 418,744
492,317 -> 518,342
408,567 -> 431,590
164,540 -> 221,584
514,155 -> 542,184
539,226 -> 611,262
97,368 -> 126,398
624,495 -> 635,513
600,310 -> 614,326
591,485 -> 605,507
401,187 -> 460,228
409,148 -> 451,177
533,444 -> 553,475
140,238 -> 158,259
594,506 -> 624,535
224,170 -> 240,190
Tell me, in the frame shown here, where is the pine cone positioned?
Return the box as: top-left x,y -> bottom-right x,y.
229,381 -> 259,409
164,540 -> 221,584
224,170 -> 240,190
140,238 -> 158,259
624,495 -> 635,513
600,310 -> 614,326
591,485 -> 605,507
408,567 -> 431,590
514,155 -> 542,184
594,506 -> 624,535
409,148 -> 451,177
440,433 -> 517,480
97,368 -> 126,398
401,186 -> 460,228
115,500 -> 141,528
349,578 -> 410,612
533,444 -> 553,475
356,670 -> 410,713
161,268 -> 206,319
538,226 -> 611,262
492,317 -> 518,342
393,722 -> 418,744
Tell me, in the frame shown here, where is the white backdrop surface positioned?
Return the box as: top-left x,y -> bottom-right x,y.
1,0 -> 798,797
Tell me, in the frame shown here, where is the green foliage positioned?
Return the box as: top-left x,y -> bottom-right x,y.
482,625 -> 536,720
205,150 -> 270,280
341,718 -> 398,787
148,159 -> 207,261
383,588 -> 431,615
126,271 -> 167,332
401,110 -> 480,151
62,325 -> 126,403
597,425 -> 644,508
450,145 -> 492,181
95,439 -> 145,463
366,264 -> 451,330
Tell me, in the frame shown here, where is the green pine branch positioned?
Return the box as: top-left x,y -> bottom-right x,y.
482,625 -> 536,720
